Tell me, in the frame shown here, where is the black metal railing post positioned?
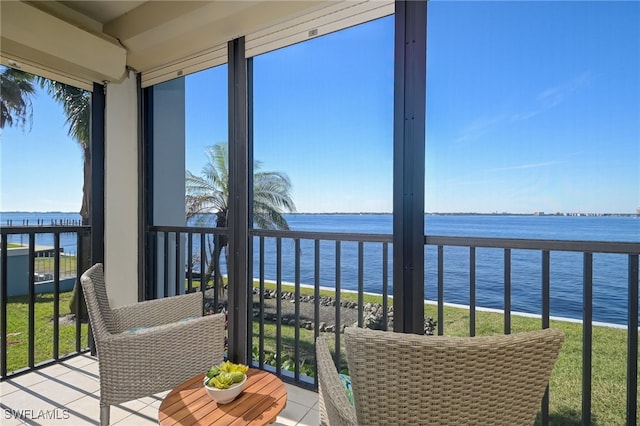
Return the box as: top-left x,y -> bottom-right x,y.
1,235 -> 8,378
357,242 -> 364,327
582,252 -> 593,425
503,248 -> 511,334
275,238 -> 282,376
437,245 -> 444,336
258,237 -> 266,369
28,234 -> 35,368
53,233 -> 60,360
541,249 -> 551,425
75,232 -> 84,353
627,254 -> 639,425
334,241 -> 342,366
469,246 -> 476,336
294,239 -> 301,381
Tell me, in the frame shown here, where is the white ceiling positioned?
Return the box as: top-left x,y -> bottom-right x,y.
26,1 -> 332,73
3,1 -> 392,87
58,1 -> 147,24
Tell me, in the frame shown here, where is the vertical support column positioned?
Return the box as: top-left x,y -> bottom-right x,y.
151,78 -> 186,299
104,71 -> 141,308
138,75 -> 149,302
227,37 -> 250,363
247,58 -> 255,356
141,85 -> 155,301
89,82 -> 105,355
91,82 -> 105,265
393,0 -> 427,334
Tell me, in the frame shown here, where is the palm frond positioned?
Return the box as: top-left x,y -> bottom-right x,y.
0,67 -> 36,130
186,143 -> 296,231
37,78 -> 90,148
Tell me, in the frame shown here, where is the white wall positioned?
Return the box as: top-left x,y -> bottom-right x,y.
104,71 -> 139,308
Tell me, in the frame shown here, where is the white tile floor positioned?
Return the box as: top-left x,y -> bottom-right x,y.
0,354 -> 319,425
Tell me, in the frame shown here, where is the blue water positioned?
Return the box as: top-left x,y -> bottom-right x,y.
2,212 -> 639,325
263,214 -> 639,326
1,212 -> 83,253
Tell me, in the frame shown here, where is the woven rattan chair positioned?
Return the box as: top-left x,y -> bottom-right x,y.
316,336 -> 358,426
327,327 -> 564,426
80,263 -> 225,426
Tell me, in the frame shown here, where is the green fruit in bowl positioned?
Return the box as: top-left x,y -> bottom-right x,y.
229,371 -> 245,383
220,360 -> 249,374
205,361 -> 248,389
206,365 -> 220,378
208,372 -> 234,389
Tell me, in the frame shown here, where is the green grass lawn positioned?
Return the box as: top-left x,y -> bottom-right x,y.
5,290 -> 89,373
5,281 -> 631,425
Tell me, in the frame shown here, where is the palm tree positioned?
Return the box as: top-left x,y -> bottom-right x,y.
38,79 -> 91,225
186,143 -> 296,290
0,67 -> 36,130
38,78 -> 91,319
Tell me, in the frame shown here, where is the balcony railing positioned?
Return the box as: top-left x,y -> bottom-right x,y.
3,223 -> 638,424
146,226 -> 229,309
149,225 -> 638,424
425,235 -> 639,425
1,225 -> 92,379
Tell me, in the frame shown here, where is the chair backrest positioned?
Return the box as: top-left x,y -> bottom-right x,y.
344,327 -> 565,426
80,263 -> 116,345
315,336 -> 358,426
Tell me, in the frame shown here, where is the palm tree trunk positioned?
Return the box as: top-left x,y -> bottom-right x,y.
203,234 -> 227,300
69,149 -> 91,320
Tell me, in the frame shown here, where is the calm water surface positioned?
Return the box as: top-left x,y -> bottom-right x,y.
2,212 -> 638,325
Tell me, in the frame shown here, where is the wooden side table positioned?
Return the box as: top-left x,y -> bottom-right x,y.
158,368 -> 287,425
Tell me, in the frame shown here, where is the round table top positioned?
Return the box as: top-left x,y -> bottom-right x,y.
158,368 -> 287,426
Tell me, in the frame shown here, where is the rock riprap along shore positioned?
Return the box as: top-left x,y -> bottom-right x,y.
249,288 -> 436,335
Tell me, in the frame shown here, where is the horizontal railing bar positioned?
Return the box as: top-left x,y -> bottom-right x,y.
148,226 -> 639,255
426,235 -> 640,254
251,228 -> 393,243
0,226 -> 90,235
148,225 -> 228,234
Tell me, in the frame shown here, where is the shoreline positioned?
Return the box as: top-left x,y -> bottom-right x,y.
258,279 -> 631,330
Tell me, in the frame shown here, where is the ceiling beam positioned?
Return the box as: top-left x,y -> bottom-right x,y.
103,0 -> 325,73
1,1 -> 126,84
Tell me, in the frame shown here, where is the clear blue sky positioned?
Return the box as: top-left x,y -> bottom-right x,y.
1,85 -> 84,212
2,1 -> 639,214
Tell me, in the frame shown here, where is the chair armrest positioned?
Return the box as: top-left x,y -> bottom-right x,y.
112,292 -> 204,332
316,336 -> 358,426
97,313 -> 226,405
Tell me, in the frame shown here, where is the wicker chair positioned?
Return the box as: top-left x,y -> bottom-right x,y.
80,263 -> 225,426
316,336 -> 358,426
317,327 -> 564,426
